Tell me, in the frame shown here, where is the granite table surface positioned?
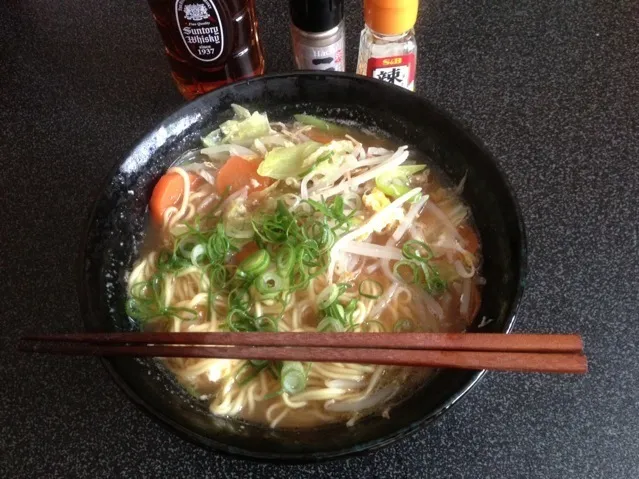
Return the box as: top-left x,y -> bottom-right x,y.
1,0 -> 637,477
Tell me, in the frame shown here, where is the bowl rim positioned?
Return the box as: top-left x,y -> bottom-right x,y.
77,71 -> 528,462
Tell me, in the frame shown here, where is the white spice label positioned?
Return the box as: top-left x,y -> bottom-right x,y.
294,37 -> 345,72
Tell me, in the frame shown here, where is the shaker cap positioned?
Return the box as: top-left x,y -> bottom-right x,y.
290,0 -> 344,33
364,0 -> 418,35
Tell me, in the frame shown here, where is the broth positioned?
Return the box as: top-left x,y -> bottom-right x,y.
126,106 -> 482,428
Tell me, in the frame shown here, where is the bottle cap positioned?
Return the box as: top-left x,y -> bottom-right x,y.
364,0 -> 418,35
290,0 -> 344,33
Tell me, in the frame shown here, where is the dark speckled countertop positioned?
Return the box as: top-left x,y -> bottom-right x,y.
1,0 -> 638,477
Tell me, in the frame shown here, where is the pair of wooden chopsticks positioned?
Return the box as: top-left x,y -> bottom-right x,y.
19,332 -> 587,374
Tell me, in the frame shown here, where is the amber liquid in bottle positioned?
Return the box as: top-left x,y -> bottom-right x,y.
147,0 -> 265,100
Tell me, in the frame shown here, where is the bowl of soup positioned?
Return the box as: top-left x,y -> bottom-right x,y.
80,72 -> 526,461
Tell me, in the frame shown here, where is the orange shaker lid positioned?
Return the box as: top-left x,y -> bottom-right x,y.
364,0 -> 418,35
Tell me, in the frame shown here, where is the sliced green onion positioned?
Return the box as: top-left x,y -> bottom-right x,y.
209,264 -> 228,289
126,273 -> 197,323
297,240 -> 321,267
293,114 -> 346,134
125,297 -> 148,321
393,318 -> 414,332
235,362 -> 262,386
393,260 -> 420,284
278,290 -> 293,309
254,315 -> 279,332
426,276 -> 447,295
344,298 -> 358,314
420,263 -> 436,280
129,281 -> 149,300
238,249 -> 270,277
191,243 -> 206,267
288,268 -> 311,292
375,164 -> 426,199
317,316 -> 345,332
226,308 -> 254,332
228,287 -> 251,309
150,274 -> 164,296
421,263 -> 447,295
275,245 -> 295,277
325,302 -> 345,322
402,240 -> 434,262
317,284 -> 340,310
157,250 -> 189,273
281,361 -> 307,395
252,200 -> 302,244
255,271 -> 284,296
343,298 -> 358,327
206,224 -> 233,261
306,199 -> 333,217
305,198 -> 355,231
359,279 -> 384,299
304,220 -> 335,251
155,251 -> 172,270
177,238 -> 198,258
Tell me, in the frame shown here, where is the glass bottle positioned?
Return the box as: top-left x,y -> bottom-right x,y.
147,0 -> 265,100
356,0 -> 418,91
290,0 -> 346,72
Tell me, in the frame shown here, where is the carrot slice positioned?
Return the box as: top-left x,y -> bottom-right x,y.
458,225 -> 480,254
469,283 -> 481,322
234,241 -> 259,264
149,172 -> 200,224
216,156 -> 271,195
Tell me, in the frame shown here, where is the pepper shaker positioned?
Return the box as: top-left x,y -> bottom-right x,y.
290,0 -> 345,72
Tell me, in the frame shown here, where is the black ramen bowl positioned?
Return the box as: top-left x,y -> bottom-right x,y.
80,72 -> 526,462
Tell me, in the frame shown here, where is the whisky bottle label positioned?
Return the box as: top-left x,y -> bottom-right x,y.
175,0 -> 225,62
366,54 -> 416,91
